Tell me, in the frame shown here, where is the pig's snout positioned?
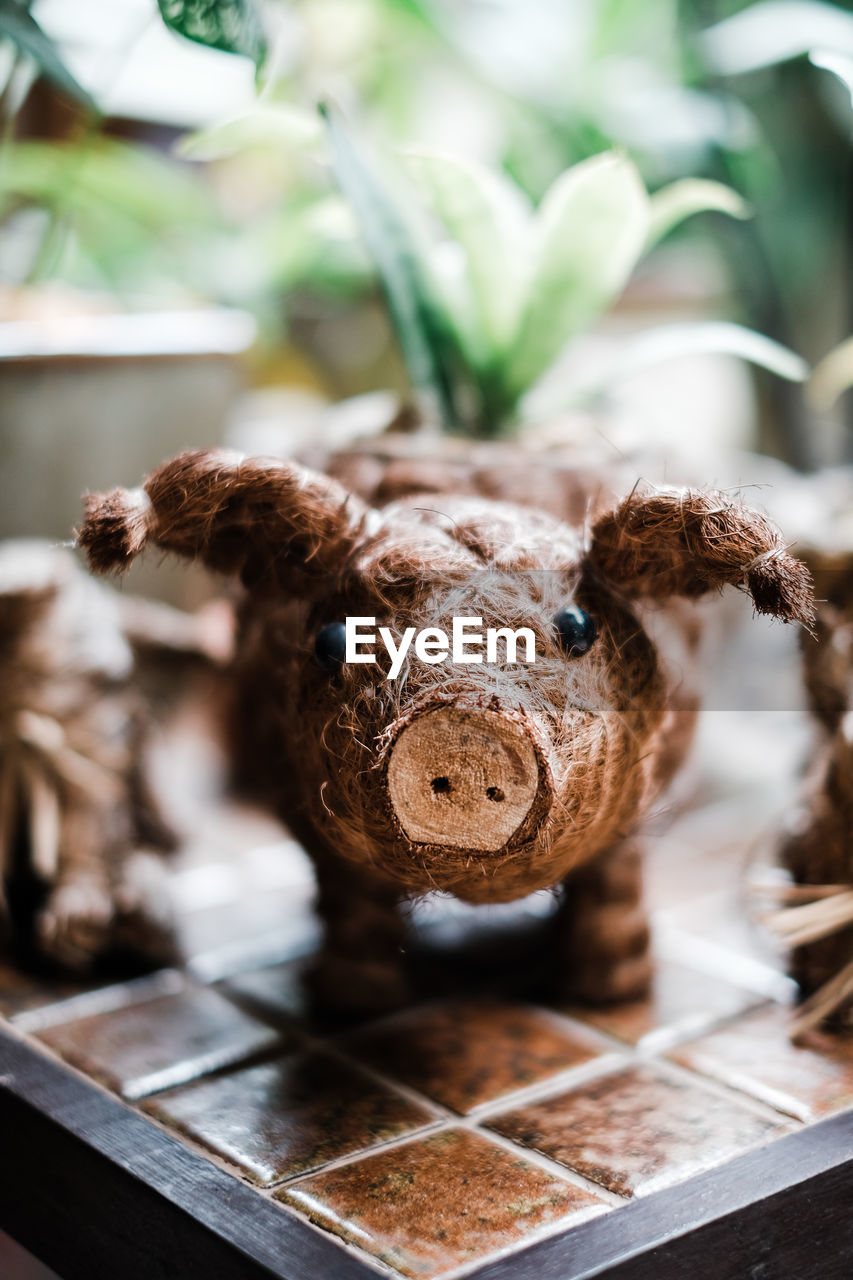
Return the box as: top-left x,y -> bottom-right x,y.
385,705 -> 549,852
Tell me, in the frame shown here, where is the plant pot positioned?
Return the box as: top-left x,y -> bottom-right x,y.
0,306 -> 255,605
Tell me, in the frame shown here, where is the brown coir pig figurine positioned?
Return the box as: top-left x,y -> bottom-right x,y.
0,541 -> 176,971
775,554 -> 853,1036
78,442 -> 814,1013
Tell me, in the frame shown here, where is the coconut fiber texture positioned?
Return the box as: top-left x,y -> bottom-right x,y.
78,438 -> 814,1013
774,555 -> 853,1037
0,542 -> 178,972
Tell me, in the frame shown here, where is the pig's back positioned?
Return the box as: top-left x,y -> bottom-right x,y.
302,432 -> 633,527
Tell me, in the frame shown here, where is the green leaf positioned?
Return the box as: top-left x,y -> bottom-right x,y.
698,1 -> 853,76
0,139 -> 226,292
157,0 -> 267,67
532,322 -> 809,412
403,147 -> 532,360
0,0 -> 96,110
177,104 -> 324,161
646,179 -> 751,250
810,49 -> 853,106
253,194 -> 370,296
505,151 -> 649,400
321,104 -> 467,432
0,139 -> 216,231
808,335 -> 853,409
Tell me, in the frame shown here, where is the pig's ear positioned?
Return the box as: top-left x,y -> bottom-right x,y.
77,449 -> 370,595
585,486 -> 814,625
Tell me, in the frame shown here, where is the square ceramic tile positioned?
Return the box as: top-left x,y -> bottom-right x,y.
643,798 -> 760,911
660,889 -> 784,969
672,1005 -> 853,1121
218,958 -> 309,1024
489,1062 -> 790,1197
36,984 -> 283,1099
179,891 -> 320,976
0,961 -> 93,1020
561,959 -> 764,1049
348,999 -> 606,1113
279,1128 -> 605,1278
146,1051 -> 436,1184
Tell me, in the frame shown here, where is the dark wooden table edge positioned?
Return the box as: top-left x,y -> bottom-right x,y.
2,1023 -> 852,1280
470,1108 -> 853,1280
0,1025 -> 375,1280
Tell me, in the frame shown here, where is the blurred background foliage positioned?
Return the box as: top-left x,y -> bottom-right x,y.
1,0 -> 853,463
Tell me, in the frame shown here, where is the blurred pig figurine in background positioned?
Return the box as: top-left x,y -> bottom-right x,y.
0,542 -> 176,971
79,443 -> 814,1013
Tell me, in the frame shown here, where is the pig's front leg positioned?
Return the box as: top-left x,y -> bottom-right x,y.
554,837 -> 652,1003
308,851 -> 410,1016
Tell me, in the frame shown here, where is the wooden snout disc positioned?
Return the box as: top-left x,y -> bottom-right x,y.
386,706 -> 539,851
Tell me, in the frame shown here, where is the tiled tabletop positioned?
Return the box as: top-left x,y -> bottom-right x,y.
3,666 -> 853,1279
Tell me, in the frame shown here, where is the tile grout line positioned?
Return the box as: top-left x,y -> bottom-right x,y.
7,970 -> 805,1186
214,961 -> 792,1111
461,1051 -> 631,1124
296,1026 -> 456,1123
187,927 -> 322,984
513,1000 -> 638,1053
1,953 -> 822,1280
665,1058 -> 814,1125
425,1202 -> 617,1280
656,1052 -> 804,1128
275,1117 -> 462,1187
136,1078 -> 420,1233
272,1101 -> 625,1207
626,997 -> 773,1058
1,1010 -> 826,1280
28,966 -> 801,1189
275,1122 -> 619,1280
136,1022 -> 452,1190
267,1190 -> 400,1277
19,988 -> 801,1197
7,990 -> 653,1204
2,1018 -> 795,1280
148,1027 -> 629,1196
652,920 -> 796,1002
460,1118 -> 627,1208
263,1046 -> 633,1201
124,1057 -> 408,1277
10,967 -> 187,1033
226,992 -> 632,1136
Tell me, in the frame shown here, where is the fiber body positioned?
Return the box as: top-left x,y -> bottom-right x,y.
79,436 -> 813,1011
0,542 -> 175,970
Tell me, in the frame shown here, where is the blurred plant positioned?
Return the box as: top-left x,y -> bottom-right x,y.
0,1 -> 272,301
682,0 -> 853,466
0,1 -> 93,110
156,0 -> 266,65
3,0 -> 846,453
0,137 -> 224,294
0,0 -> 266,107
317,106 -> 806,437
273,0 -> 853,461
810,337 -> 853,413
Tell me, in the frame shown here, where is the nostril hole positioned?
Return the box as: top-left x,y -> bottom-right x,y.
486,786 -> 505,803
431,776 -> 451,795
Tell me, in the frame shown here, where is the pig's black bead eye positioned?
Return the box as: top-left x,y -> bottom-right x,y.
314,622 -> 347,672
554,607 -> 597,656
